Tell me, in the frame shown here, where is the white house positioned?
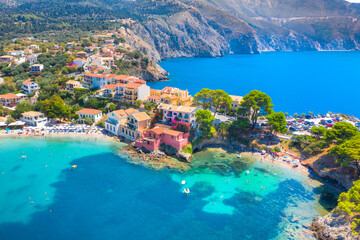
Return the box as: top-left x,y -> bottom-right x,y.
30,64 -> 44,73
21,111 -> 48,127
26,55 -> 38,64
8,50 -> 24,56
22,80 -> 40,94
66,80 -> 82,92
76,108 -> 103,123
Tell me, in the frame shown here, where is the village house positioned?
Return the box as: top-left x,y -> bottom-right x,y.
119,112 -> 151,141
229,95 -> 249,117
29,44 -> 39,50
22,80 -> 40,94
21,111 -> 48,127
66,80 -> 82,92
0,93 -> 21,107
105,39 -> 115,45
30,64 -> 44,73
150,87 -> 192,106
83,73 -> 108,88
76,108 -> 103,124
73,58 -> 86,67
8,50 -> 24,56
135,126 -> 189,151
76,51 -> 87,58
0,55 -> 12,63
102,84 -> 116,97
158,103 -> 198,125
26,55 -> 38,64
116,82 -> 150,105
105,108 -> 139,135
100,57 -> 114,67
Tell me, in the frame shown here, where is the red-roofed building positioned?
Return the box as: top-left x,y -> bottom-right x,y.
22,80 -> 40,94
102,84 -> 116,97
0,93 -> 21,107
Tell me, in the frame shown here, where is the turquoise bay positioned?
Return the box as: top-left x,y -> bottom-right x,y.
149,51 -> 360,117
0,137 -> 338,239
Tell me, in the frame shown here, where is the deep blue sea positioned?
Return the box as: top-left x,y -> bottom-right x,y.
148,51 -> 360,117
0,137 -> 339,240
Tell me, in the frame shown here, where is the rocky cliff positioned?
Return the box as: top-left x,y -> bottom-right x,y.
2,0 -> 360,61
311,210 -> 360,240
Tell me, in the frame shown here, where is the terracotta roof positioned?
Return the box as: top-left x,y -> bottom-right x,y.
149,127 -> 166,135
112,108 -> 139,118
76,108 -> 102,115
114,75 -> 131,80
22,111 -> 43,117
132,112 -> 150,121
124,82 -> 143,89
0,93 -> 20,99
102,84 -> 116,90
150,89 -> 161,93
165,129 -> 182,137
115,83 -> 126,87
23,80 -> 32,85
74,58 -> 86,61
0,117 -> 7,122
106,74 -> 116,79
125,108 -> 139,115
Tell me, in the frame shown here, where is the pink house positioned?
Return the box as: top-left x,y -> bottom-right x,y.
135,126 -> 189,151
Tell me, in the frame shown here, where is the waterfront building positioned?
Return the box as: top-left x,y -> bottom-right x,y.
135,126 -> 189,151
157,103 -> 198,125
76,108 -> 103,123
119,112 -> 151,141
105,108 -> 139,135
21,111 -> 47,127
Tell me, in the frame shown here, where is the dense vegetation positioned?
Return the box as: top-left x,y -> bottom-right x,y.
0,0 -> 187,43
336,180 -> 360,235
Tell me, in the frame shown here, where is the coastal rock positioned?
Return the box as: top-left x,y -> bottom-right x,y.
302,154 -> 358,190
311,210 -> 360,240
176,151 -> 192,163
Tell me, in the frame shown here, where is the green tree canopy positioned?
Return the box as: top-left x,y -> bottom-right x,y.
266,112 -> 287,133
193,88 -> 212,110
193,88 -> 232,116
41,95 -> 70,120
325,121 -> 359,143
310,126 -> 327,139
240,90 -> 274,130
330,135 -> 360,170
10,101 -> 33,119
336,179 -> 360,234
195,109 -> 215,138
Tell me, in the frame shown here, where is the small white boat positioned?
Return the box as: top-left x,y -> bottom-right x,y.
22,155 -> 26,158
183,188 -> 190,196
246,170 -> 250,174
181,180 -> 186,185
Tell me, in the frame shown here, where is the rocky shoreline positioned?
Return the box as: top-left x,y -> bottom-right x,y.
311,210 -> 360,240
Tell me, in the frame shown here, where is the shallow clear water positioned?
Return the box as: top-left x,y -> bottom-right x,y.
148,51 -> 360,117
0,138 -> 338,240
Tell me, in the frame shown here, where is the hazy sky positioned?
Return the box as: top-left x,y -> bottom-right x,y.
346,0 -> 360,3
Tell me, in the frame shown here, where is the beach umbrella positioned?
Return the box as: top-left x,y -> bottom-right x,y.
6,128 -> 9,132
